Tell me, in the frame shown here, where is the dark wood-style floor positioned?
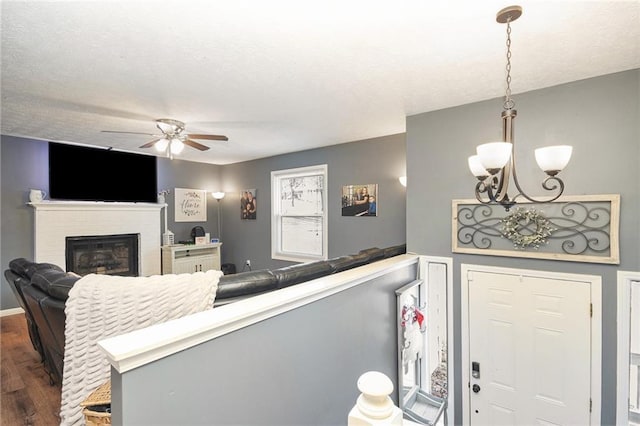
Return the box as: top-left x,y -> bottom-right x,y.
1,313 -> 61,425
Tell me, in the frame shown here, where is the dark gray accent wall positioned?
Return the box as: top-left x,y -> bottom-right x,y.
406,69 -> 640,425
110,259 -> 418,425
1,136 -> 48,310
218,133 -> 407,271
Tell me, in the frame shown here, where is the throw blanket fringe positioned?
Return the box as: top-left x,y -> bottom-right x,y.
60,270 -> 221,426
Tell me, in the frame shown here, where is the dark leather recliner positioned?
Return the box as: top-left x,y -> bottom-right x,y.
4,259 -> 76,385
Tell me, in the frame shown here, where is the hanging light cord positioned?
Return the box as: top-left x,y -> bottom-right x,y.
504,18 -> 515,110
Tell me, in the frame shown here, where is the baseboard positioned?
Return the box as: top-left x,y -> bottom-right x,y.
0,307 -> 24,317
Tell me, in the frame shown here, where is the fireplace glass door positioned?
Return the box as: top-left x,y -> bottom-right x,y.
66,233 -> 139,276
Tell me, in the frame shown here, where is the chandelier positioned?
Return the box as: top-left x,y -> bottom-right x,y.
468,5 -> 572,210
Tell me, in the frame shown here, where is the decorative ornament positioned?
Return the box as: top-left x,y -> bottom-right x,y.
501,207 -> 555,249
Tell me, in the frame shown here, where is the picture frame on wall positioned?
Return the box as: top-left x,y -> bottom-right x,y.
174,188 -> 207,222
341,184 -> 378,217
241,189 -> 257,220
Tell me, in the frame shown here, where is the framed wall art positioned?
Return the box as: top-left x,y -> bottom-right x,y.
452,194 -> 620,264
174,188 -> 207,222
241,189 -> 257,220
341,184 -> 378,217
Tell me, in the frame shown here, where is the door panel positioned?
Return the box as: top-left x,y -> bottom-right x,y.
469,271 -> 591,425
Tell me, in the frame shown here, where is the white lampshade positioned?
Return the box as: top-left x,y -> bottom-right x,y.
170,138 -> 184,154
398,176 -> 407,187
535,145 -> 573,175
154,138 -> 169,152
468,155 -> 489,178
212,191 -> 225,200
476,142 -> 512,173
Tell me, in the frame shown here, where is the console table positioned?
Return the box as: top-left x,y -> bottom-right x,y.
161,243 -> 222,274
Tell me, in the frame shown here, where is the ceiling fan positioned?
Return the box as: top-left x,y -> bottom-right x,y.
102,118 -> 228,157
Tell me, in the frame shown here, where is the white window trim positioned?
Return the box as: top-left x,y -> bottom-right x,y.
617,270 -> 640,426
271,164 -> 328,263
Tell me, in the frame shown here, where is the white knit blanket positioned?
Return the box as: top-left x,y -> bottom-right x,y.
60,270 -> 222,426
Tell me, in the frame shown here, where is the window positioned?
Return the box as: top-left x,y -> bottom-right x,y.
271,165 -> 327,262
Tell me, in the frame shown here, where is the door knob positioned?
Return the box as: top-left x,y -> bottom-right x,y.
472,384 -> 481,393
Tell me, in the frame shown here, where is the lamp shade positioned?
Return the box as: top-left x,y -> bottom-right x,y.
155,138 -> 169,152
476,142 -> 512,173
212,191 -> 225,200
468,155 -> 490,179
534,145 -> 573,175
170,138 -> 184,154
398,176 -> 407,187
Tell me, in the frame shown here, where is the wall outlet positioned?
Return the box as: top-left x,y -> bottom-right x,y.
245,259 -> 251,267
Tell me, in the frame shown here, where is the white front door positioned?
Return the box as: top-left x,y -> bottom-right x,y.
467,269 -> 593,425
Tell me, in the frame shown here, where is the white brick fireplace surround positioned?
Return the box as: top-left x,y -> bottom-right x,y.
29,201 -> 164,276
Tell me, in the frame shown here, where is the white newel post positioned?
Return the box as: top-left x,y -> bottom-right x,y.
348,371 -> 403,426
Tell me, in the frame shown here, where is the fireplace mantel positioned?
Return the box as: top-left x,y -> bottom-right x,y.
29,201 -> 164,276
29,200 -> 164,212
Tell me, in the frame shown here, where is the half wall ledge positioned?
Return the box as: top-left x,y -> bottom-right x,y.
98,254 -> 420,374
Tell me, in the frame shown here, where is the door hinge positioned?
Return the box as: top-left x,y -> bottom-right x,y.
589,398 -> 592,412
590,303 -> 593,318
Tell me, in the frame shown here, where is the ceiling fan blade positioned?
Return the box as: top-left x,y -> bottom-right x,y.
184,139 -> 210,151
139,138 -> 162,149
186,134 -> 228,141
102,130 -> 157,136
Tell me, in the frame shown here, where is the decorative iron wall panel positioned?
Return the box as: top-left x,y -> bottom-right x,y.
452,194 -> 620,264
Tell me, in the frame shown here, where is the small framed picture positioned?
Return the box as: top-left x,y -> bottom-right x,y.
241,189 -> 257,220
341,184 -> 378,217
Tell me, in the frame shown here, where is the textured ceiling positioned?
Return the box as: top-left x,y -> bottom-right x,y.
2,1 -> 639,165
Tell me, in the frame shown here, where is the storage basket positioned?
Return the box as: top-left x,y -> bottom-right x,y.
80,380 -> 111,426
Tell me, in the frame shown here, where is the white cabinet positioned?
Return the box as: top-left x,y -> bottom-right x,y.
161,243 -> 222,274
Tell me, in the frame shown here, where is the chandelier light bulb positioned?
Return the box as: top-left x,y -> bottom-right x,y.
476,142 -> 512,174
468,155 -> 490,179
534,145 -> 573,175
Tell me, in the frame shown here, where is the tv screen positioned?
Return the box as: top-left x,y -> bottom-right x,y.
49,142 -> 158,203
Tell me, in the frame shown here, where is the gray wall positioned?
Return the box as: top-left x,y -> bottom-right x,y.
111,258 -> 418,425
1,133 -> 406,309
406,69 -> 640,425
219,133 -> 407,271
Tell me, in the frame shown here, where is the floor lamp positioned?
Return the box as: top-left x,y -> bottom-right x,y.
212,192 -> 225,241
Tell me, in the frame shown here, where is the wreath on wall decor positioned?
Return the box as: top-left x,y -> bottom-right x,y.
501,207 -> 555,249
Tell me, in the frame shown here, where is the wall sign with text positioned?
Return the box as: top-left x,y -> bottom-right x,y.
175,188 -> 207,222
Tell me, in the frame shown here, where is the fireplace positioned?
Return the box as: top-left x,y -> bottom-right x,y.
66,234 -> 140,276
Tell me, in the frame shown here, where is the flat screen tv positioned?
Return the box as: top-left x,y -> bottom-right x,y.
49,142 -> 158,203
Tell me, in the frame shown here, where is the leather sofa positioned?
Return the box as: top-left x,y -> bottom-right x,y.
4,244 -> 406,386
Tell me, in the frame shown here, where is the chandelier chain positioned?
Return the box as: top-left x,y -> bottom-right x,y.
504,19 -> 515,110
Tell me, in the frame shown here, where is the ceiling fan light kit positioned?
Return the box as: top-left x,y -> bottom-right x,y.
102,118 -> 229,159
468,5 -> 573,210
